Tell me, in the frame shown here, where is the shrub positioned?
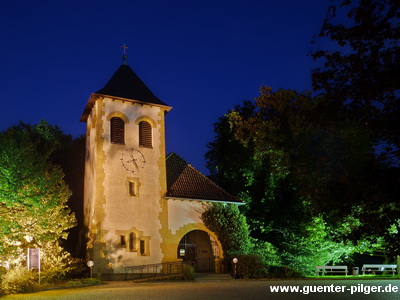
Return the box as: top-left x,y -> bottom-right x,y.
182,264 -> 195,280
66,278 -> 103,286
0,267 -> 38,295
39,242 -> 86,283
201,203 -> 253,255
66,279 -> 83,286
230,253 -> 268,278
81,278 -> 103,285
267,266 -> 304,278
253,241 -> 281,267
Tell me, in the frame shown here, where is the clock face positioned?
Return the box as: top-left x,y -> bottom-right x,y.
120,148 -> 146,173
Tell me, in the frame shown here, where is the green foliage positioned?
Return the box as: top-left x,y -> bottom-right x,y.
311,0 -> 400,256
181,264 -> 195,280
252,241 -> 281,267
0,267 -> 38,295
206,101 -> 256,197
279,217 -> 354,276
40,242 -> 85,283
232,253 -> 269,278
205,1 -> 400,273
201,203 -> 253,255
0,121 -> 76,274
267,266 -> 304,279
201,202 -> 283,277
66,279 -> 84,287
205,87 -> 371,275
66,278 -> 103,286
81,278 -> 103,285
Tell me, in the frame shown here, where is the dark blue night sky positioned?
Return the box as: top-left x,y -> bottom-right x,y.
1,0 -> 332,174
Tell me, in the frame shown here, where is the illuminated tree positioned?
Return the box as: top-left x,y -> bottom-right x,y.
201,202 -> 281,276
0,121 -> 76,267
311,0 -> 400,257
206,87 -> 389,272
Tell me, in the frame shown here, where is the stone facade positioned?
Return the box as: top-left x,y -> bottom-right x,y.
80,64 -> 235,277
83,95 -> 170,274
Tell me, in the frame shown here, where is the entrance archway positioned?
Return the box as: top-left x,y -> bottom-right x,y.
177,230 -> 218,272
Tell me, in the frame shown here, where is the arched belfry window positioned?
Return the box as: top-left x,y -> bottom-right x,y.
139,121 -> 152,148
110,117 -> 125,144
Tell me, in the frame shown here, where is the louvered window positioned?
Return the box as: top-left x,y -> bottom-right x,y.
139,121 -> 152,148
110,117 -> 125,144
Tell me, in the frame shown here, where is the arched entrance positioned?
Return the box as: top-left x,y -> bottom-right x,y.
177,230 -> 219,272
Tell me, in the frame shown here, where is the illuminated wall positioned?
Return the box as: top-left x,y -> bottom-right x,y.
82,93 -> 224,275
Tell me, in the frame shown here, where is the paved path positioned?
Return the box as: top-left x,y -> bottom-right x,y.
3,279 -> 400,299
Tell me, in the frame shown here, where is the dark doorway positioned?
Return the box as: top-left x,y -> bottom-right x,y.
177,230 -> 215,272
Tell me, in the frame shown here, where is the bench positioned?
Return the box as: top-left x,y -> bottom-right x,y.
362,264 -> 397,275
316,266 -> 348,276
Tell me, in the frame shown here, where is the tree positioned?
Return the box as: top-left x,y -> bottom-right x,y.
311,0 -> 400,258
201,203 -> 253,255
0,121 -> 76,267
311,0 -> 400,163
206,101 -> 256,197
206,87 -> 362,273
201,202 -> 281,277
50,133 -> 86,258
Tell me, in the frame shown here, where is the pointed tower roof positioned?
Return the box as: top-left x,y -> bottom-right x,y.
81,64 -> 171,122
96,64 -> 168,106
165,152 -> 242,204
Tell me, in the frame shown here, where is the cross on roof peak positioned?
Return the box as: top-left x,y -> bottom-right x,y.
121,44 -> 128,65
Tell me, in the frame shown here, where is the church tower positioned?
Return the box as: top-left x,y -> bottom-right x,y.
81,51 -> 242,279
80,58 -> 172,274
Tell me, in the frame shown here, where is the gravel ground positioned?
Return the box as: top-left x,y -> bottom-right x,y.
2,279 -> 400,300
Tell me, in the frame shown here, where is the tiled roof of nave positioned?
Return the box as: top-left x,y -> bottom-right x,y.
165,152 -> 241,203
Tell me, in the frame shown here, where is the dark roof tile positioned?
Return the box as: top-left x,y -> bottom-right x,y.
96,64 -> 169,106
81,64 -> 170,122
165,152 -> 241,203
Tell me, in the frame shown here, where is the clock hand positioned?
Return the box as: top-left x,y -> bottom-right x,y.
126,154 -> 139,169
132,158 -> 139,169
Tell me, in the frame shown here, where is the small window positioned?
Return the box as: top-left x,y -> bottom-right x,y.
140,240 -> 145,255
139,121 -> 152,148
129,181 -> 136,196
126,178 -> 140,197
120,235 -> 126,247
110,117 -> 125,144
129,232 -> 135,251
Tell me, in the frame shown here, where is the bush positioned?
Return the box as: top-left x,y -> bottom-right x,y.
66,278 -> 103,287
0,267 -> 38,295
230,253 -> 269,278
201,203 -> 253,254
65,278 -> 103,287
39,242 -> 86,284
253,241 -> 281,267
182,264 -> 195,280
66,279 -> 83,286
81,278 -> 103,285
267,266 -> 304,279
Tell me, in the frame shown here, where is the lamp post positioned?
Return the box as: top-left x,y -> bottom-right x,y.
87,260 -> 94,278
232,258 -> 238,279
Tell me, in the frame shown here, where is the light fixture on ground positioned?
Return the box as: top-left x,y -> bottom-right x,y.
232,257 -> 238,279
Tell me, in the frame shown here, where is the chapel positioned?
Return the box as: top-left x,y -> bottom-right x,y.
80,55 -> 241,279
